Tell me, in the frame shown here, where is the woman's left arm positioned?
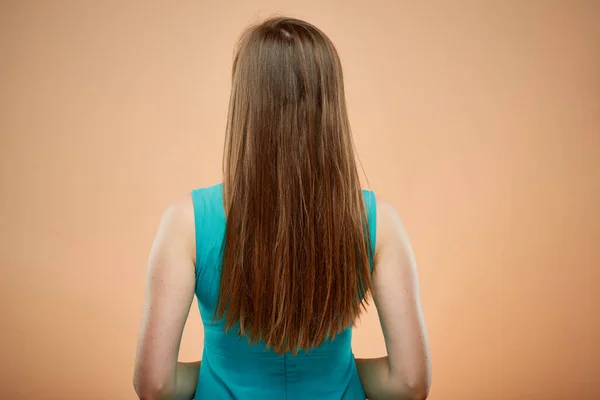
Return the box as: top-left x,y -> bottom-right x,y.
133,196 -> 200,400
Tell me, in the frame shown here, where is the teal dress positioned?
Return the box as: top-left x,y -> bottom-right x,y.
190,183 -> 377,399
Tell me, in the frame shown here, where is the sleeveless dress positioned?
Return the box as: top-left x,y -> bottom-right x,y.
190,183 -> 377,399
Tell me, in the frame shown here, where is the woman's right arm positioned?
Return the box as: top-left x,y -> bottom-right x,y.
356,196 -> 431,400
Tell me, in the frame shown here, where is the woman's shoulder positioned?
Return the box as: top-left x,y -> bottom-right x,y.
371,193 -> 412,264
158,183 -> 224,221
373,193 -> 396,221
159,194 -> 196,239
150,193 -> 196,263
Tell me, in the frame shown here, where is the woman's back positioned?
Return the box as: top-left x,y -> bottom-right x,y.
133,17 -> 430,400
191,183 -> 377,399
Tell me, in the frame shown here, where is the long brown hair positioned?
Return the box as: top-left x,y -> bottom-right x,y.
216,16 -> 372,355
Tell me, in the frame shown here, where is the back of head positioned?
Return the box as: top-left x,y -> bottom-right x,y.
217,17 -> 372,355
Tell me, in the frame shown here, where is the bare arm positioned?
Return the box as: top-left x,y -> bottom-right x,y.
356,196 -> 431,400
133,196 -> 201,400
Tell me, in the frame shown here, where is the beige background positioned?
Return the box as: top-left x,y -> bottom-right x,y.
1,1 -> 599,399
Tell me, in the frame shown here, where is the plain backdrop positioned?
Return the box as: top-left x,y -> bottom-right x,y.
1,1 -> 599,399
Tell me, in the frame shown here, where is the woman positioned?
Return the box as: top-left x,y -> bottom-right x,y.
134,17 -> 431,400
